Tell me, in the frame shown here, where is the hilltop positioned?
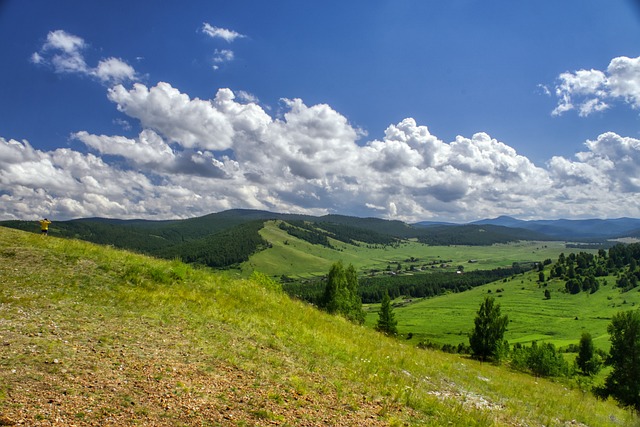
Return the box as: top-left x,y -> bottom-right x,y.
0,226 -> 637,426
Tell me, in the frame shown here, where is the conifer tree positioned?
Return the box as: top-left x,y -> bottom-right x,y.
376,292 -> 397,336
469,296 -> 508,362
576,332 -> 601,376
601,310 -> 640,409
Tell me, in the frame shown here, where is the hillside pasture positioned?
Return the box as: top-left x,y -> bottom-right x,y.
244,221 -> 580,278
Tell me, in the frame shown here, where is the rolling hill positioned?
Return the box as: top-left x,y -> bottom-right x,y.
0,226 -> 636,426
0,210 -> 560,270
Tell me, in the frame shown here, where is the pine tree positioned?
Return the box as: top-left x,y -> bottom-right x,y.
376,292 -> 397,336
469,296 -> 509,362
601,310 -> 640,409
576,332 -> 601,376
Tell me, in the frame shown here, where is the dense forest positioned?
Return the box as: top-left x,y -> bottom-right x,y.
283,265 -> 531,304
155,220 -> 270,268
415,224 -> 551,246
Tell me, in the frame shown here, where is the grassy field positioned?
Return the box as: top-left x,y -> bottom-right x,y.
242,221 -> 579,278
364,268 -> 640,352
1,226 -> 637,426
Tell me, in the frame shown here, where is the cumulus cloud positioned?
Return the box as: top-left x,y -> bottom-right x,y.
106,83 -> 239,150
71,130 -> 231,178
93,57 -> 137,84
2,82 -> 640,222
201,23 -> 245,42
550,55 -> 640,116
32,29 -> 138,85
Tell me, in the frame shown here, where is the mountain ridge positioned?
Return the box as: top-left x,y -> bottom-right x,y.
467,215 -> 640,239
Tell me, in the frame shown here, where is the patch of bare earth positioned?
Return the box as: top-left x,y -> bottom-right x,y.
2,358 -> 396,426
0,308 -> 406,426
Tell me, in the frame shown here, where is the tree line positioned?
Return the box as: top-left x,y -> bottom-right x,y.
283,265 -> 530,305
279,220 -> 398,248
358,266 -> 528,303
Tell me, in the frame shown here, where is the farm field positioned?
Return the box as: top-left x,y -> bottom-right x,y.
243,221 -> 586,279
365,268 -> 640,352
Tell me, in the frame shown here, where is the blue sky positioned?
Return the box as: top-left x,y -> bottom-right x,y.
1,1 -> 640,222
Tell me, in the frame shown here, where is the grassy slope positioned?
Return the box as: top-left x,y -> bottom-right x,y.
243,221 -> 573,278
0,227 -> 637,426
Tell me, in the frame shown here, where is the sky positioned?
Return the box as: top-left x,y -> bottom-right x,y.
1,1 -> 640,223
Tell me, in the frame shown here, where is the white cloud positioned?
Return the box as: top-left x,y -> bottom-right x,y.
550,55 -> 640,116
237,91 -> 259,104
106,83 -> 238,150
3,82 -> 640,222
72,129 -> 232,178
213,49 -> 234,63
32,29 -> 137,85
93,57 -> 137,84
607,56 -> 640,108
43,29 -> 85,53
72,130 -> 174,166
201,23 -> 245,42
211,49 -> 235,70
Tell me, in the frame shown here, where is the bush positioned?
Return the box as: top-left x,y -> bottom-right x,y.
511,342 -> 570,377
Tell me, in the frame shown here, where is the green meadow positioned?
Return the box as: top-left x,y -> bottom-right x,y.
247,220 -> 629,352
364,268 -> 639,352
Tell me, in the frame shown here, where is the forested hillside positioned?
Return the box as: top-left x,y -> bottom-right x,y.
545,243 -> 640,294
415,224 -> 551,245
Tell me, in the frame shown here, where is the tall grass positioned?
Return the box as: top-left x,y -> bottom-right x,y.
0,227 -> 637,426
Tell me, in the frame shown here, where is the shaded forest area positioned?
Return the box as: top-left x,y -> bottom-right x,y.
283,265 -> 531,304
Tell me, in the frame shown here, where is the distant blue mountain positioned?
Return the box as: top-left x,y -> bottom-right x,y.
413,216 -> 640,240
471,216 -> 640,240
